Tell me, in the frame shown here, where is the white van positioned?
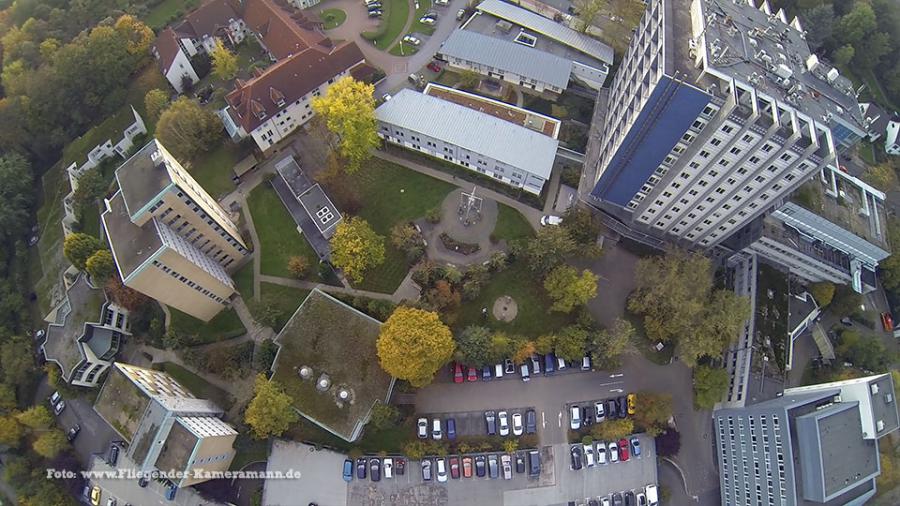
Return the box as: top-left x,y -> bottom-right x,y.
494,363 -> 504,378
645,484 -> 659,505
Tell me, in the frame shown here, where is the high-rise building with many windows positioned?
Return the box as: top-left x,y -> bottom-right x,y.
584,0 -> 868,248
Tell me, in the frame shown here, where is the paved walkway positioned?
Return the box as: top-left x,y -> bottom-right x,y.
422,188 -> 507,265
258,274 -> 419,303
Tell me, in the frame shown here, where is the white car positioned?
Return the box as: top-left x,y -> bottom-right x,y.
595,402 -> 606,422
498,411 -> 510,436
570,405 -> 581,430
402,35 -> 421,46
600,497 -> 611,506
53,400 -> 66,416
540,215 -> 562,226
383,458 -> 393,479
456,8 -> 465,20
511,412 -> 523,436
436,457 -> 448,482
583,443 -> 595,467
501,454 -> 512,479
417,417 -> 428,438
50,391 -> 61,406
420,15 -> 436,25
597,442 -> 607,464
381,93 -> 392,102
432,418 -> 443,440
608,441 -> 619,463
435,0 -> 448,5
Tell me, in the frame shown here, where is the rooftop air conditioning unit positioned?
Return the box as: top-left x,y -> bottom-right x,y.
871,383 -> 880,394
877,420 -> 885,431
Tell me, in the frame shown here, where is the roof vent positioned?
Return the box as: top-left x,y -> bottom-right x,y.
887,393 -> 893,404
298,365 -> 313,379
871,383 -> 880,395
877,420 -> 885,431
316,373 -> 331,391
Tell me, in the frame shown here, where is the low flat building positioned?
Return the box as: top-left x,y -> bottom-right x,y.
275,157 -> 342,240
887,116 -> 900,156
40,275 -> 130,388
103,139 -> 247,321
94,363 -> 238,489
375,88 -> 559,195
714,373 -> 899,506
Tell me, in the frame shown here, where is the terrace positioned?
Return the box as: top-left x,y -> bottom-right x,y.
424,84 -> 560,138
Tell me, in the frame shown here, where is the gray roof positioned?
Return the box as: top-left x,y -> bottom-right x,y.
439,29 -> 572,90
102,191 -> 163,281
476,0 -> 614,64
115,139 -> 173,220
376,89 -> 558,179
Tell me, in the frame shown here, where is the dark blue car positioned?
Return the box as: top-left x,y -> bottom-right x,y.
544,353 -> 556,375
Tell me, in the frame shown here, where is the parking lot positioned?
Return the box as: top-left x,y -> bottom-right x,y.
418,406 -> 536,438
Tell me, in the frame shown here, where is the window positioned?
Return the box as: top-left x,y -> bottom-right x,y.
721,125 -> 734,134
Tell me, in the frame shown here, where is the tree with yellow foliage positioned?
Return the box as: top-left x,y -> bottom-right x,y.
330,217 -> 385,283
311,76 -> 380,172
245,374 -> 298,439
114,15 -> 154,56
543,265 -> 598,312
210,39 -> 239,81
377,307 -> 455,387
33,430 -> 68,459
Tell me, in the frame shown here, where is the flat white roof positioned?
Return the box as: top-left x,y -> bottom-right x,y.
376,89 -> 558,179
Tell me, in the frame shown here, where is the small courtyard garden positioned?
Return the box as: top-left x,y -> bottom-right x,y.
246,184 -> 321,280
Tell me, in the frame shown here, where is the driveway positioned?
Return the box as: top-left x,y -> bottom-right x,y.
317,0 -> 470,95
264,439 -> 349,506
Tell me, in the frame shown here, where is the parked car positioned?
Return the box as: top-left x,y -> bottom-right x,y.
601,497 -> 611,506
541,215 -> 562,226
498,410 -> 510,436
462,456 -> 473,478
396,458 -> 406,475
617,396 -> 628,418
501,454 -> 512,479
367,3 -> 382,10
436,457 -> 448,482
485,410 -> 497,435
482,366 -> 492,381
612,492 -> 624,506
645,484 -> 659,505
53,399 -> 66,415
570,405 -> 581,430
528,449 -> 541,476
595,402 -> 606,422
165,482 -> 177,501
625,491 -> 636,506
356,458 -> 367,479
108,444 -> 119,466
107,497 -> 116,506
432,418 -> 443,440
631,436 -> 641,457
530,355 -> 541,374
504,359 -> 515,374
456,7 -> 465,20
512,412 -> 523,436
515,453 -> 526,473
618,438 -> 630,461
421,459 -> 432,481
627,393 -> 637,415
402,35 -> 421,46
66,424 -> 81,442
570,445 -> 583,470
636,492 -> 647,506
520,363 -> 530,382
581,355 -> 591,370
525,409 -> 537,434
607,399 -> 619,420
467,366 -> 477,382
417,417 -> 428,438
544,353 -> 556,375
367,10 -> 382,17
49,391 -> 61,406
474,455 -> 486,477
449,456 -> 460,479
342,459 -> 353,482
583,442 -> 595,467
420,15 -> 436,24
582,405 -> 593,426
608,441 -> 619,463
597,442 -> 607,464
90,485 -> 101,506
447,418 -> 456,440
453,363 -> 463,383
370,458 -> 381,481
494,363 -> 504,378
383,457 -> 393,479
435,0 -> 448,5
488,454 -> 499,479
381,93 -> 392,102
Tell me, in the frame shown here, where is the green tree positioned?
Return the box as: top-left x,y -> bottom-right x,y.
1,335 -> 36,386
522,227 -> 577,274
836,2 -> 876,45
590,418 -> 633,441
693,365 -> 729,409
487,331 -> 517,363
63,232 -> 103,270
854,31 -> 892,71
0,416 -> 23,447
833,44 -> 855,66
879,218 -> 900,292
390,222 -> 424,259
210,39 -> 238,81
0,153 -> 34,241
533,333 -> 557,355
589,318 -> 633,369
144,88 -> 169,122
458,69 -> 480,90
801,4 -> 834,50
155,97 -> 223,160
454,325 -> 493,367
368,401 -> 400,429
85,249 -> 114,282
376,307 -> 455,387
330,217 -> 385,284
15,405 -> 52,429
830,283 -> 862,317
631,391 -> 672,436
311,76 -> 379,172
679,290 -> 750,367
245,374 -> 298,439
561,207 -> 602,246
555,325 -> 589,361
544,265 -> 598,313
72,167 -> 107,218
862,163 -> 899,192
573,0 -> 606,33
32,429 -> 68,459
0,383 -> 16,413
809,282 -> 835,307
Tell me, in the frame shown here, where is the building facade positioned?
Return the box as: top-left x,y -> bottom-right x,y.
103,139 -> 247,321
585,0 -> 867,249
714,374 -> 899,506
375,88 -> 558,195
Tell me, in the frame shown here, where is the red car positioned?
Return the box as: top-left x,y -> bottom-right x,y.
427,61 -> 442,72
467,367 -> 478,382
881,312 -> 893,332
618,438 -> 630,461
462,456 -> 473,478
453,363 -> 464,383
449,456 -> 460,479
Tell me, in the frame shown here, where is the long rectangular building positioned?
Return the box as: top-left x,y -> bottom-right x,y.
375,88 -> 558,195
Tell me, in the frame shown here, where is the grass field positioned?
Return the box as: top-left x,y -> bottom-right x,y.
143,0 -> 195,29
493,204 -> 534,242
389,41 -> 419,56
246,185 -> 320,279
187,141 -> 249,200
32,163 -> 69,316
321,8 -> 347,29
157,362 -> 235,410
363,0 -> 410,50
454,261 -> 576,337
168,307 -> 247,346
412,0 -> 436,35
255,282 -> 310,332
331,158 -> 454,293
232,262 -> 255,300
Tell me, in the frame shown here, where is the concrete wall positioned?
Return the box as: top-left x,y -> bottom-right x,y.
181,433 -> 237,487
165,47 -> 200,94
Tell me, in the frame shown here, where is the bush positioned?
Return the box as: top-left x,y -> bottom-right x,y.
287,256 -> 310,278
425,206 -> 442,224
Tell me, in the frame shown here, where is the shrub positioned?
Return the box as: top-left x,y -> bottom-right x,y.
287,256 -> 310,279
425,206 -> 442,224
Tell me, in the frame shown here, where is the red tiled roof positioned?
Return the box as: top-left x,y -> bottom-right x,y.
242,0 -> 329,60
153,28 -> 182,73
225,42 -> 366,133
178,0 -> 241,39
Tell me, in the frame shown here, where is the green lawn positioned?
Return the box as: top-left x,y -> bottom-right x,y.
232,262 -> 255,300
454,261 -> 576,337
321,8 -> 347,29
187,141 -> 248,199
143,0 -> 195,29
246,185 -> 320,279
493,204 -> 534,242
230,434 -> 269,470
363,0 -> 410,50
168,306 -> 247,346
859,141 -> 878,166
389,41 -> 419,56
255,282 -> 310,332
80,202 -> 103,239
330,159 -> 454,293
157,362 -> 235,410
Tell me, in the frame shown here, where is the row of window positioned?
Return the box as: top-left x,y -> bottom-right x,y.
151,260 -> 227,304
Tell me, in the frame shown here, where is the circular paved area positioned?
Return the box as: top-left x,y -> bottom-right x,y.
492,295 -> 518,322
422,188 -> 505,265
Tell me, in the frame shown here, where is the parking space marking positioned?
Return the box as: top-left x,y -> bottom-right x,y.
557,412 -> 562,427
541,411 -> 546,428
